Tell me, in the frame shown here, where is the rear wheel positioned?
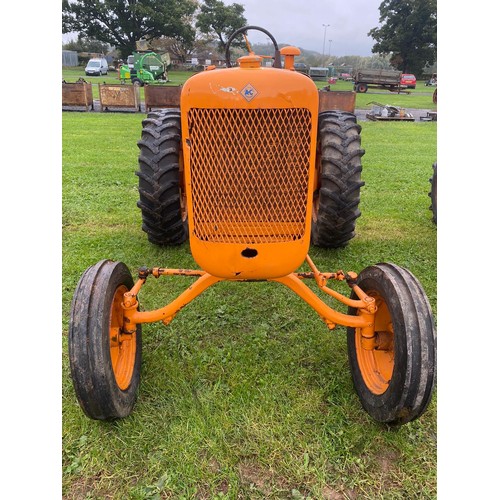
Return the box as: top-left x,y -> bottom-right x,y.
136,108 -> 188,245
347,263 -> 436,425
429,162 -> 437,224
68,260 -> 142,420
356,83 -> 368,93
311,111 -> 365,247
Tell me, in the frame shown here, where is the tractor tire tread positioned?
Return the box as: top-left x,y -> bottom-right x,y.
136,108 -> 187,246
312,111 -> 365,248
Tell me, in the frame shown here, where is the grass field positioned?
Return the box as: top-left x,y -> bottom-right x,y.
62,108 -> 437,499
62,66 -> 437,111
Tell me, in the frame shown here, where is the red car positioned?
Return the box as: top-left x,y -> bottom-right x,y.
400,73 -> 416,88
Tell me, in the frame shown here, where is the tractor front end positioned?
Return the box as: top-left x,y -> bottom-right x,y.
180,53 -> 319,280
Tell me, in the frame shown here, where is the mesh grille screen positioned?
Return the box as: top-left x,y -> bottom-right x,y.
188,107 -> 312,244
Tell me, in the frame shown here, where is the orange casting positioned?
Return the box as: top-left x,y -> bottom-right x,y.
120,255 -> 378,354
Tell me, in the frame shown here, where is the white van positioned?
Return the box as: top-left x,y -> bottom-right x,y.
85,58 -> 108,76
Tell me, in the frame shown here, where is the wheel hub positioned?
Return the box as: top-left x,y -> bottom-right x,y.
109,285 -> 136,390
355,293 -> 395,395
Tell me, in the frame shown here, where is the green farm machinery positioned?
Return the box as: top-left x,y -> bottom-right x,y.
119,50 -> 170,86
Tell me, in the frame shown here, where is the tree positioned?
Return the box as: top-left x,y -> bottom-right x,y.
62,0 -> 197,58
195,0 -> 247,54
150,36 -> 214,64
62,34 -> 110,54
368,0 -> 436,75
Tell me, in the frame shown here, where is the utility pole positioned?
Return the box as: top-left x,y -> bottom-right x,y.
328,39 -> 332,58
322,24 -> 330,60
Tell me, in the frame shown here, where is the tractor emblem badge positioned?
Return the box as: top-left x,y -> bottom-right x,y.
241,83 -> 258,102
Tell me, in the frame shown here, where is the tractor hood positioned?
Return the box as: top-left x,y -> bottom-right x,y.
181,64 -> 318,110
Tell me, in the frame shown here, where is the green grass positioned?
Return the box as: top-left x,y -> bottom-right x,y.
62,112 -> 436,499
63,66 -> 436,110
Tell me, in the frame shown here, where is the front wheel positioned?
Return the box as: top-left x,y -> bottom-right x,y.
347,263 -> 436,425
68,260 -> 142,420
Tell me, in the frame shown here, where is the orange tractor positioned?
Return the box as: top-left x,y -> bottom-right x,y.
69,27 -> 435,425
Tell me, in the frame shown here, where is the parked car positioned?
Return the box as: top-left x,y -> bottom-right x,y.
85,58 -> 108,76
400,73 -> 416,88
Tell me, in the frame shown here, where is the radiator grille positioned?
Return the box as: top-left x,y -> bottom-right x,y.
188,107 -> 312,244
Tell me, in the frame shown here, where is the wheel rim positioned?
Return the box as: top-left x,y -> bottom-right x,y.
109,285 -> 136,390
355,291 -> 394,395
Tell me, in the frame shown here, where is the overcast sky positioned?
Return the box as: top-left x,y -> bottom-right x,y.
235,0 -> 381,56
62,0 -> 382,57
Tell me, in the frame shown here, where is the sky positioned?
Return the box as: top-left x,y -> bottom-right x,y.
234,0 -> 381,56
62,0 -> 382,57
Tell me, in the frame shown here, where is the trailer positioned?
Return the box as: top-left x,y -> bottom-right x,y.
308,67 -> 329,81
353,69 -> 403,93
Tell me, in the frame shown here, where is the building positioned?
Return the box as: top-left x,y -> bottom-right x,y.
62,50 -> 78,67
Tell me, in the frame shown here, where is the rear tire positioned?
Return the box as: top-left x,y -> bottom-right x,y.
429,162 -> 437,224
356,83 -> 368,93
347,263 -> 436,425
311,111 -> 365,248
136,109 -> 188,245
68,260 -> 142,420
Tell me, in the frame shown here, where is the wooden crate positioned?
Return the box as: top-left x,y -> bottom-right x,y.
98,84 -> 140,111
62,82 -> 93,111
318,91 -> 356,113
144,85 -> 182,111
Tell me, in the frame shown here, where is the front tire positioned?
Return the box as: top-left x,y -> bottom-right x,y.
68,260 -> 142,420
347,263 -> 436,425
136,109 -> 188,245
311,111 -> 365,248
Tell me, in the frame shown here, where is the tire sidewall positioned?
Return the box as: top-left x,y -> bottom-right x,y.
347,267 -> 410,422
91,262 -> 142,416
